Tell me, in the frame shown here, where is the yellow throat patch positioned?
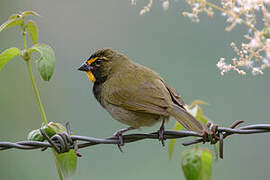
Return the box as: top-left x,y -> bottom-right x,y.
87,71 -> 96,82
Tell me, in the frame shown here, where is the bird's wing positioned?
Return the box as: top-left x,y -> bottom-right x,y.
163,82 -> 186,108
163,82 -> 205,133
102,66 -> 171,116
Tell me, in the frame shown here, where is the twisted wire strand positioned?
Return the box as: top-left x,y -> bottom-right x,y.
1,121 -> 270,158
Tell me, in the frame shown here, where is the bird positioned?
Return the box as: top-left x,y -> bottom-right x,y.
78,48 -> 207,147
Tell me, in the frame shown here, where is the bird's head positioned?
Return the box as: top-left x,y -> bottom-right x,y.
78,48 -> 126,83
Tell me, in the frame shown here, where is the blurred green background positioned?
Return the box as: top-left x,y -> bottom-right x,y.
1,0 -> 270,179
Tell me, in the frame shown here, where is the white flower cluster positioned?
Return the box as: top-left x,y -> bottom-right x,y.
139,0 -> 153,15
183,0 -> 270,75
132,0 -> 270,75
131,0 -> 170,15
183,0 -> 214,23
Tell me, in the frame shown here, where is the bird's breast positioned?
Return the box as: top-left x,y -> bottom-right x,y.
93,82 -> 105,107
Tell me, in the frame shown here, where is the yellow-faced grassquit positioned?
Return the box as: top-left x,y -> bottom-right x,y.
78,48 -> 206,146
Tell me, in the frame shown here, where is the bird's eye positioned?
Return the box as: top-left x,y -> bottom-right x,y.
95,59 -> 102,65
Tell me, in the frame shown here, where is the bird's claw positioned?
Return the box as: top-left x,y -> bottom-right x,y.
158,120 -> 166,146
113,127 -> 135,152
113,131 -> 124,152
158,128 -> 165,146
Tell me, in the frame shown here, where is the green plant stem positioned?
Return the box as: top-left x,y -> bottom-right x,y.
22,20 -> 63,180
24,33 -> 64,180
23,32 -> 27,49
25,60 -> 48,125
22,25 -> 48,125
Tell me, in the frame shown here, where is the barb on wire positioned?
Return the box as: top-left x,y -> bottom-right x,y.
1,120 -> 270,159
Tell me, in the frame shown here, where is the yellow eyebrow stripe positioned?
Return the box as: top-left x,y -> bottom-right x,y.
87,57 -> 99,65
87,57 -> 109,65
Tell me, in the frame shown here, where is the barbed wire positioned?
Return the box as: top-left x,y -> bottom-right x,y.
1,120 -> 270,158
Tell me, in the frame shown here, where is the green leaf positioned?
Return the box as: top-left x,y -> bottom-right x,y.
181,148 -> 212,180
187,100 -> 211,125
0,17 -> 23,32
168,122 -> 183,159
189,100 -> 208,109
168,139 -> 176,160
187,105 -> 199,117
53,150 -> 77,180
47,122 -> 67,134
29,43 -> 55,81
27,122 -> 69,142
0,11 -> 39,32
26,20 -> 38,44
196,106 -> 209,124
21,11 -> 40,18
28,122 -> 77,179
200,149 -> 212,180
213,144 -> 219,160
48,122 -> 77,180
9,13 -> 21,20
27,129 -> 45,141
0,48 -> 21,71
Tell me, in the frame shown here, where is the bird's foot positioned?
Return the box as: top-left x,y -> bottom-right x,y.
158,120 -> 166,146
113,127 -> 135,152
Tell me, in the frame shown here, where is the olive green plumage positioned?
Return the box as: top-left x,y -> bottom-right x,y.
78,48 -> 204,134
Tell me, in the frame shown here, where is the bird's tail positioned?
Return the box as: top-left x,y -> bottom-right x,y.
167,103 -> 204,135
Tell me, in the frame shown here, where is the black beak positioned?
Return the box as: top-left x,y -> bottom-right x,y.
78,62 -> 91,72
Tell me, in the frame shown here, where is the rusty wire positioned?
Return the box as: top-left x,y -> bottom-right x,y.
1,121 -> 270,159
